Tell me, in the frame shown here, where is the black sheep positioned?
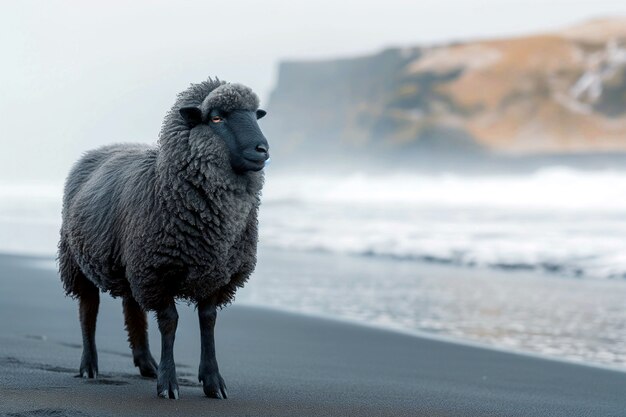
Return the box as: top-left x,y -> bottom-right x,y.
58,78 -> 269,399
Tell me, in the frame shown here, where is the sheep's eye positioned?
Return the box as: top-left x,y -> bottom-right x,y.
211,116 -> 223,123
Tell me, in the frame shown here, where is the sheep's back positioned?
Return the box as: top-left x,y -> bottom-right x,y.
61,143 -> 158,294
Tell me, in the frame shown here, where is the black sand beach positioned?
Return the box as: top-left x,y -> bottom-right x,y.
1,253 -> 625,417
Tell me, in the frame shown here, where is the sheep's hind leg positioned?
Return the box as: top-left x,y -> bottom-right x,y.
78,280 -> 100,378
198,297 -> 228,399
123,297 -> 157,378
156,300 -> 179,399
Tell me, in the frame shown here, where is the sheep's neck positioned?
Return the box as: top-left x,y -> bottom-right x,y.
157,153 -> 260,241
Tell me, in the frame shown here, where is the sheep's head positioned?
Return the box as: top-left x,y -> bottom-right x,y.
178,83 -> 269,173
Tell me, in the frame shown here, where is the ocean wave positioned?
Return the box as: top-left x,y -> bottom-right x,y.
263,167 -> 626,211
260,236 -> 626,280
260,168 -> 626,280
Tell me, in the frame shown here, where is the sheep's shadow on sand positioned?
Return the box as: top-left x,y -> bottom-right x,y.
0,354 -> 198,388
55,339 -> 194,370
6,408 -> 90,417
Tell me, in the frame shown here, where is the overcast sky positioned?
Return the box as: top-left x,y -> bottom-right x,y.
1,0 -> 625,182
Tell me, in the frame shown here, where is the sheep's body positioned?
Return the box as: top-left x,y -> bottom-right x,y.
59,80 -> 263,310
58,79 -> 268,398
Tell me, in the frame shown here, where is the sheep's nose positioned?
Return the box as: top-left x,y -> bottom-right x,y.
256,144 -> 268,155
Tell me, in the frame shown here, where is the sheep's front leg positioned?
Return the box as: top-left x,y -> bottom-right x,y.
198,297 -> 228,399
156,300 -> 179,399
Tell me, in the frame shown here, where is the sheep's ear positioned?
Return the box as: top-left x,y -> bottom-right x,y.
256,109 -> 267,120
179,106 -> 203,127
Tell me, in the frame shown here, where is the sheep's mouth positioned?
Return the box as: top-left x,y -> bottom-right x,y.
244,156 -> 269,170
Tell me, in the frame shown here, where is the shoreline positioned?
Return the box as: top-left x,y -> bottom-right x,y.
240,302 -> 626,375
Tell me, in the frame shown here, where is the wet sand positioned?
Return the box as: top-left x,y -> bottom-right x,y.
1,252 -> 625,417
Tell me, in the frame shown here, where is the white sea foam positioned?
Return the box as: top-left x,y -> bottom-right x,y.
260,168 -> 626,279
262,167 -> 626,210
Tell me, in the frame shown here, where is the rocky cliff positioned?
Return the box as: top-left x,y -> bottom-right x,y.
266,18 -> 626,166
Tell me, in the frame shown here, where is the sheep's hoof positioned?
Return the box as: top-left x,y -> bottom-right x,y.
134,352 -> 158,378
158,387 -> 179,400
157,370 -> 179,399
200,371 -> 228,399
79,352 -> 98,378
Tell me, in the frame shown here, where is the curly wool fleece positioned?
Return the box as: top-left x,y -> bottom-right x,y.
59,79 -> 264,310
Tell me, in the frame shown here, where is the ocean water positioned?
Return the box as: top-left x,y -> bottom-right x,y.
1,167 -> 625,368
261,168 -> 626,280
241,247 -> 626,370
